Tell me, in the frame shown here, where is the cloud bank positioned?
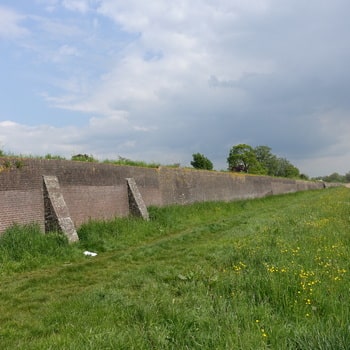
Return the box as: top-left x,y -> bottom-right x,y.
1,0 -> 350,176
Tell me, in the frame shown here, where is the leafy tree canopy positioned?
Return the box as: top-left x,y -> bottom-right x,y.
191,153 -> 213,170
227,144 -> 262,173
227,144 -> 301,178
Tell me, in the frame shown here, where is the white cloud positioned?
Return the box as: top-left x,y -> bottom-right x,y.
0,113 -> 168,163
0,121 -> 18,127
35,0 -> 59,12
89,114 -> 128,130
62,0 -> 90,13
45,0 -> 274,116
0,121 -> 73,156
36,17 -> 84,37
52,44 -> 80,62
0,6 -> 29,38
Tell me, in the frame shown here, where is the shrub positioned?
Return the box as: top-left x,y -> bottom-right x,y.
191,153 -> 213,170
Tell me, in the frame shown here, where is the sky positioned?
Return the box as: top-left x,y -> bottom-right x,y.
1,0 -> 350,177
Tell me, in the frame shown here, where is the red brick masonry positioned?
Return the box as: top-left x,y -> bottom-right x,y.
0,158 -> 324,234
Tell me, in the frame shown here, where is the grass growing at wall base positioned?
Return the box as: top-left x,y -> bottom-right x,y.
0,224 -> 82,273
0,187 -> 350,349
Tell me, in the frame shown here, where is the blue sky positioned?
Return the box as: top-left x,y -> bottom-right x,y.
1,0 -> 350,176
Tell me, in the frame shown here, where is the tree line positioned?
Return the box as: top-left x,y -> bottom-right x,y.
313,172 -> 350,183
191,144 -> 304,179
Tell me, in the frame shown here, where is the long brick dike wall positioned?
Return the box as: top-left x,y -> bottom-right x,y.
0,158 -> 325,235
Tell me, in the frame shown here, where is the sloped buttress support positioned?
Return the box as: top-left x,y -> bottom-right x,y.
43,175 -> 79,243
126,178 -> 149,220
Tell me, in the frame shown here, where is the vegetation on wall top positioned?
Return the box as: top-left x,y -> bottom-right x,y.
1,146 -> 349,181
0,150 -> 179,169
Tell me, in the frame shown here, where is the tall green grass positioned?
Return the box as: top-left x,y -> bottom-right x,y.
0,224 -> 82,273
0,187 -> 349,349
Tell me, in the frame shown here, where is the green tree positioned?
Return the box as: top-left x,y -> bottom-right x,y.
299,173 -> 309,180
275,158 -> 300,178
254,145 -> 277,175
191,153 -> 213,170
228,144 -> 301,178
325,172 -> 345,183
227,144 -> 261,173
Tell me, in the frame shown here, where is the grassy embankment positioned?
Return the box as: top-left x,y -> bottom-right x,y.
0,187 -> 349,349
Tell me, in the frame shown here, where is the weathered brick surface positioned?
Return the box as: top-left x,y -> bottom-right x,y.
0,189 -> 44,232
157,167 -> 326,205
61,185 -> 129,226
158,168 -> 270,204
0,158 -> 325,234
0,158 -> 162,234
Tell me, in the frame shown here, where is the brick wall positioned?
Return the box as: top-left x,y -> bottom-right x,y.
61,185 -> 129,226
0,189 -> 44,232
0,158 -> 162,233
0,158 -> 325,234
157,167 -> 323,204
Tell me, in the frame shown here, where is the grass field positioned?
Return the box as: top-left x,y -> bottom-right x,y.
0,187 -> 349,349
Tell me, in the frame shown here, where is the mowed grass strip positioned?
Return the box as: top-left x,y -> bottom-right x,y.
0,187 -> 350,349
